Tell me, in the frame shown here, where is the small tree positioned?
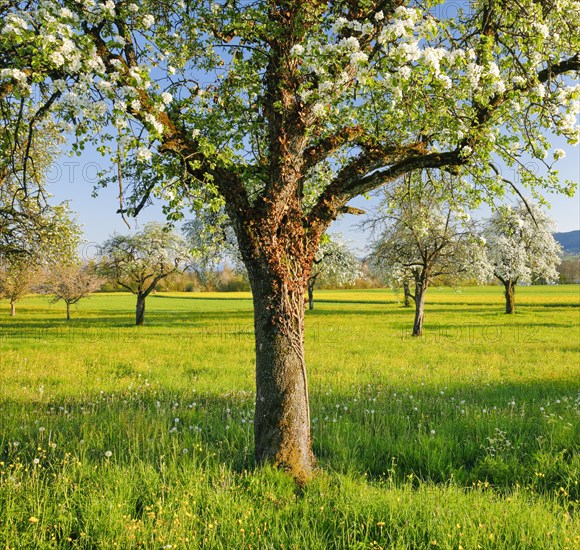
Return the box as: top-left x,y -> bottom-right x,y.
0,259 -> 41,316
307,235 -> 361,310
0,201 -> 82,316
42,264 -> 104,320
368,175 -> 490,336
99,223 -> 191,325
484,203 -> 561,314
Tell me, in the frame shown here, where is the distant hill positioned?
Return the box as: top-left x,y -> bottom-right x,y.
554,231 -> 580,254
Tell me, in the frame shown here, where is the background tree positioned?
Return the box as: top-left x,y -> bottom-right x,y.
2,0 -> 579,480
182,212 -> 243,291
308,235 -> 361,310
0,200 -> 82,316
557,255 -> 580,284
40,263 -> 104,320
484,203 -> 561,314
0,259 -> 41,316
98,223 -> 191,326
0,120 -> 74,260
368,174 -> 491,336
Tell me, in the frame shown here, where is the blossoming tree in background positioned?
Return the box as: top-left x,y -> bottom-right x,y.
307,235 -> 361,310
0,203 -> 81,317
1,0 -> 578,479
98,223 -> 191,325
367,173 -> 491,336
0,259 -> 41,316
484,203 -> 562,314
182,212 -> 243,290
40,263 -> 104,320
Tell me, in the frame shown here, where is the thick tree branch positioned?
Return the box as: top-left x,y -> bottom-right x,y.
308,147 -> 463,236
537,54 -> 580,83
303,125 -> 364,171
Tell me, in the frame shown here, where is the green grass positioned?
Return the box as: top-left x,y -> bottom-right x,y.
1,286 -> 579,549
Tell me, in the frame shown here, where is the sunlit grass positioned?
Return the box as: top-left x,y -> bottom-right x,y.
1,286 -> 579,548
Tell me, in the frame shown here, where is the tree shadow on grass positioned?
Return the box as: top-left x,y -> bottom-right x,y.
1,379 -> 577,501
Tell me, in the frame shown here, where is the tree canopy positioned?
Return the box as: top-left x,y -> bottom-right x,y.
40,262 -> 104,320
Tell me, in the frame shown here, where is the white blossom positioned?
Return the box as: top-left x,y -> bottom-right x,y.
349,51 -> 368,65
136,147 -> 152,162
339,36 -> 360,52
290,44 -> 305,57
49,52 -> 65,67
112,35 -> 126,47
142,14 -> 155,29
553,148 -> 566,160
311,102 -> 326,118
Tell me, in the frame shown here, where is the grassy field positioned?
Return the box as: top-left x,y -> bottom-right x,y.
0,285 -> 579,549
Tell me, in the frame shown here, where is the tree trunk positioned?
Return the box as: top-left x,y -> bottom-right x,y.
412,282 -> 426,336
10,301 -> 15,317
402,280 -> 411,308
248,268 -> 313,482
504,279 -> 516,314
307,279 -> 315,310
66,302 -> 71,321
136,294 -> 146,326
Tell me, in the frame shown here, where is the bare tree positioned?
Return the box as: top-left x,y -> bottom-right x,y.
41,264 -> 104,320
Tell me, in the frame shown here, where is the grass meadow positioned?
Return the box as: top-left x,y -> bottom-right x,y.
0,285 -> 579,549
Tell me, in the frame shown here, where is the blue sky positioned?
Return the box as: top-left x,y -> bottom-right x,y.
47,138 -> 579,258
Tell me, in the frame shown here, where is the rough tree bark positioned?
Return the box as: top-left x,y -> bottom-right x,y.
66,301 -> 71,321
10,301 -> 15,317
504,279 -> 516,314
412,279 -> 427,337
247,263 -> 314,483
136,293 -> 146,326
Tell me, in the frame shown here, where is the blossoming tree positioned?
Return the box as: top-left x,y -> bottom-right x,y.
1,0 -> 579,479
367,173 -> 491,336
41,263 -> 104,320
98,223 -> 191,325
0,208 -> 81,316
182,212 -> 242,289
307,235 -> 361,310
484,203 -> 562,313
